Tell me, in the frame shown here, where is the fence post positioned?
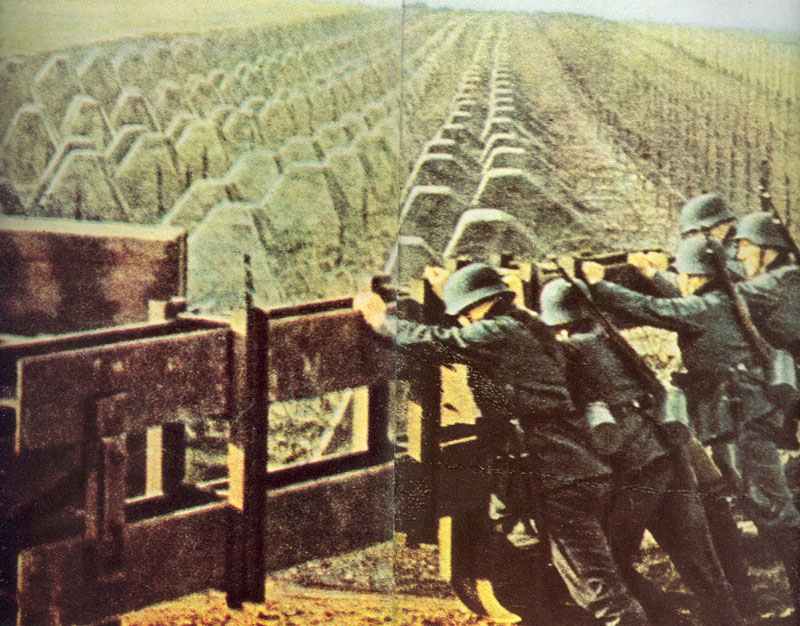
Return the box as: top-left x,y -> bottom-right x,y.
226,255 -> 268,606
404,271 -> 444,546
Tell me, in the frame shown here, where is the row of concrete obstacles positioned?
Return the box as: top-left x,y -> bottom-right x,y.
0,51 -> 400,204
394,26 -> 593,283
0,10 -> 461,214
0,10 -> 399,137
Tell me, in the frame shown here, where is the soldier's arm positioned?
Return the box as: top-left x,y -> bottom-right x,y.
591,280 -> 705,333
650,270 -> 682,297
735,266 -> 799,317
375,314 -> 512,365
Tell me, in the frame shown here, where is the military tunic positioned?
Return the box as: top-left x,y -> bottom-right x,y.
376,305 -> 653,626
591,280 -> 774,443
735,263 -> 800,355
591,280 -> 800,609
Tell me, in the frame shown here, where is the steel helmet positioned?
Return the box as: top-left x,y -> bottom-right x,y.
538,278 -> 591,326
678,193 -> 736,236
733,212 -> 790,250
674,236 -> 724,275
442,262 -> 514,316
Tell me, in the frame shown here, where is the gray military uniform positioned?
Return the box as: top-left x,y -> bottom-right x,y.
592,279 -> 800,614
377,304 -> 654,626
565,328 -> 746,626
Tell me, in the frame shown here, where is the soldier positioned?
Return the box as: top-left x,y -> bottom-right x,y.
539,277 -> 748,626
732,211 -> 800,613
632,192 -> 743,296
355,262 -> 653,626
584,237 -> 800,621
733,211 -> 799,358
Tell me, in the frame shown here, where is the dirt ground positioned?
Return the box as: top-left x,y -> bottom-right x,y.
124,528 -> 796,626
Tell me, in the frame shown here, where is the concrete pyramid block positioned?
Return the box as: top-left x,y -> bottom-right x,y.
164,177 -> 229,232
287,91 -> 313,136
314,123 -> 349,154
106,124 -> 148,168
223,149 -> 280,200
471,168 -> 586,246
221,109 -> 261,156
32,55 -> 82,132
386,235 -> 440,283
207,69 -> 226,92
34,148 -> 127,221
152,79 -> 195,130
60,95 -> 112,151
257,97 -> 296,150
404,154 -> 471,197
2,104 -> 56,189
399,185 -> 466,253
32,137 -> 96,203
113,46 -> 151,92
218,72 -> 245,105
209,105 -> 237,132
0,57 -> 33,139
77,50 -> 121,113
144,43 -> 178,85
0,177 -> 25,214
171,38 -> 205,78
309,84 -> 337,128
185,74 -> 222,118
482,146 -> 530,172
114,132 -> 182,221
352,129 -> 397,204
165,113 -> 196,146
438,123 -> 481,150
174,118 -> 230,182
443,208 -> 538,260
324,145 -> 375,229
187,201 -> 274,311
480,133 -> 525,163
240,163 -> 344,297
279,136 -> 320,165
109,87 -> 158,131
338,113 -> 368,142
330,80 -> 353,117
241,96 -> 267,115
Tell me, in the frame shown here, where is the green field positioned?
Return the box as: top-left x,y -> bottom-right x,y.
0,0 -> 365,57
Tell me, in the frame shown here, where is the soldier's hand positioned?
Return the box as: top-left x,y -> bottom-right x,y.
423,265 -> 450,299
354,291 -> 387,330
627,251 -> 657,279
646,251 -> 670,271
581,261 -> 606,285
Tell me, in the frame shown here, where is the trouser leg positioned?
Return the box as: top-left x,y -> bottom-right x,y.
543,480 -> 650,626
646,454 -> 746,626
738,424 -> 800,616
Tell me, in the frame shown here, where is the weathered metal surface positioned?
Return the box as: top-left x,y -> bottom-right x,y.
17,328 -> 230,451
267,309 -> 393,401
17,502 -> 228,625
0,217 -> 186,335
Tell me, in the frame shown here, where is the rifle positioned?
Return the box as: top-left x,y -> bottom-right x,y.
555,263 -> 695,450
758,164 -> 800,260
705,235 -> 774,369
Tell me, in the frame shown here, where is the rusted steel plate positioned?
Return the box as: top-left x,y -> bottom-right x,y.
264,461 -> 393,571
267,310 -> 393,401
17,329 -> 230,451
0,217 -> 186,335
17,502 -> 227,625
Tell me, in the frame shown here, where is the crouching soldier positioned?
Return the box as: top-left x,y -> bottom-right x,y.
539,277 -> 746,626
584,237 -> 800,620
355,262 -> 654,626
